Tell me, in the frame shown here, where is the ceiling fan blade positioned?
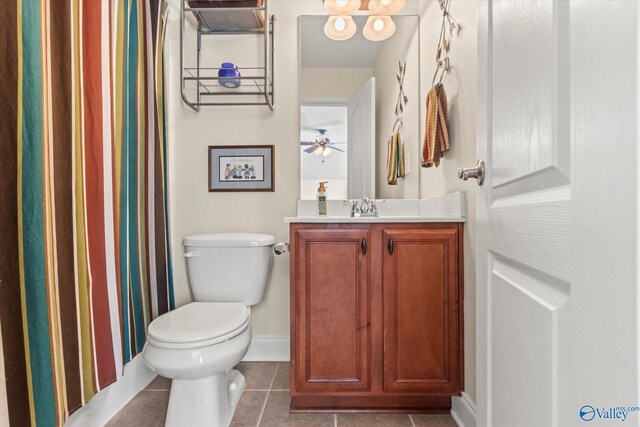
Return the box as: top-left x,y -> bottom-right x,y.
331,146 -> 346,153
304,145 -> 319,153
300,141 -> 316,145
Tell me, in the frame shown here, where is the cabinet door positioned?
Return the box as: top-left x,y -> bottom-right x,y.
382,227 -> 461,394
293,228 -> 370,392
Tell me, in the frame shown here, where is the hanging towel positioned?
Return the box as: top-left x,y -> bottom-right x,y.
387,133 -> 398,185
397,131 -> 406,178
386,131 -> 406,185
421,83 -> 449,167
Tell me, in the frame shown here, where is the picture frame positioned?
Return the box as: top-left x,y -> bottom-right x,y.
208,145 -> 275,192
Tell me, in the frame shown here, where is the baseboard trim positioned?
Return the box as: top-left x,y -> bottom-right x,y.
451,392 -> 477,427
64,354 -> 156,427
242,335 -> 290,361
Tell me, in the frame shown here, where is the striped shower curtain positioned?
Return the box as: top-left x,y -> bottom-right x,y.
0,1 -> 174,426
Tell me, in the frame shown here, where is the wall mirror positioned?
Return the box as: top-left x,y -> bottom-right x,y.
299,15 -> 420,200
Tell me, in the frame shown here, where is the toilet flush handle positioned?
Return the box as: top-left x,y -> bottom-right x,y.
184,251 -> 200,258
273,243 -> 289,256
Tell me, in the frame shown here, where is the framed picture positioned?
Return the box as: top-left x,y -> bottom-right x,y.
208,145 -> 275,192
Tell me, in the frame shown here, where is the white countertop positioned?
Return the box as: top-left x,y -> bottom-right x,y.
286,192 -> 467,224
285,216 -> 465,223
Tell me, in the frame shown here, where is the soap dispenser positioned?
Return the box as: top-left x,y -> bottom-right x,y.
317,181 -> 328,216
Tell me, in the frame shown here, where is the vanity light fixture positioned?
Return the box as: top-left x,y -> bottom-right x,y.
367,0 -> 406,16
323,0 -> 400,42
363,15 -> 396,41
324,15 -> 357,41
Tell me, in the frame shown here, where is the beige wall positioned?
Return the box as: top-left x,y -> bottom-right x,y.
165,1 -> 326,335
419,0 -> 478,403
374,16 -> 420,199
165,0 -> 476,404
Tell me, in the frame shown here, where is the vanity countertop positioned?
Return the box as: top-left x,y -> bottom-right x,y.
285,216 -> 465,223
286,192 -> 467,223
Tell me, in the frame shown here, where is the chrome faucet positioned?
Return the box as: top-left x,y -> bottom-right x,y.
344,197 -> 383,217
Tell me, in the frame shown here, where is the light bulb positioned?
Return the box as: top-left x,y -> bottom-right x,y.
334,17 -> 346,32
381,0 -> 391,5
323,148 -> 333,156
373,17 -> 384,32
336,0 -> 348,6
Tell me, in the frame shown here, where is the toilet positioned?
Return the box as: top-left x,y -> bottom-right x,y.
142,232 -> 277,427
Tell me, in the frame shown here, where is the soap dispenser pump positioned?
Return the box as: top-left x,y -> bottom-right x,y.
317,181 -> 328,216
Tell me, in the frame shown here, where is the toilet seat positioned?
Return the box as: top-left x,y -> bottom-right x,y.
147,302 -> 250,349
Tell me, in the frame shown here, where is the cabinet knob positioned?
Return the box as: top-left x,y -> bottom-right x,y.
361,238 -> 367,255
388,239 -> 394,255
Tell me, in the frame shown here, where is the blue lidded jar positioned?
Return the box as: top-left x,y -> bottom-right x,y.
218,62 -> 241,88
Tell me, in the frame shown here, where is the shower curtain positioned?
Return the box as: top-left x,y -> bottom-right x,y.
0,1 -> 174,426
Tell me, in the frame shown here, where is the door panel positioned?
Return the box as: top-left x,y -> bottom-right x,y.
293,228 -> 370,391
491,1 -> 569,194
489,256 -> 568,427
382,228 -> 460,394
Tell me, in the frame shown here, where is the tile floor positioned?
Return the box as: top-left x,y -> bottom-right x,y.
105,362 -> 458,427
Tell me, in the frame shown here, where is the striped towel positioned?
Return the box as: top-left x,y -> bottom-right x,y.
421,83 -> 449,167
387,131 -> 405,185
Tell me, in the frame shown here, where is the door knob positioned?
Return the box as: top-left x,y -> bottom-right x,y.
458,160 -> 485,185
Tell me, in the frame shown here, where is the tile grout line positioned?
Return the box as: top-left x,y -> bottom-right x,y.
409,414 -> 417,427
255,363 -> 279,427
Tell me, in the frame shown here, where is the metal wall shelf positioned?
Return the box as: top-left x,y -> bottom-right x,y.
180,1 -> 275,111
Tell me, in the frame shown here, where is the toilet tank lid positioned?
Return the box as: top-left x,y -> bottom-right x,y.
183,232 -> 276,247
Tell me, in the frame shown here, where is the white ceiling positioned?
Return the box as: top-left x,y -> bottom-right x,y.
301,15 -> 381,68
300,105 -> 348,143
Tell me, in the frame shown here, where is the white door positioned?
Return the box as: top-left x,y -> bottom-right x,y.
477,1 -> 639,426
347,77 -> 375,199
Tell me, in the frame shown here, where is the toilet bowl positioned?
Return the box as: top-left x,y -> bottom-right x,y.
142,233 -> 277,427
144,303 -> 252,427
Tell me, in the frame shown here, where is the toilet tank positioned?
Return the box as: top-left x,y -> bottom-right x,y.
183,233 -> 275,305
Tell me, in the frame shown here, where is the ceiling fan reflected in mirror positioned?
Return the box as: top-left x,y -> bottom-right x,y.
301,128 -> 347,161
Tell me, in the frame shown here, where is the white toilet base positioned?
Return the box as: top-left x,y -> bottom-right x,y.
142,316 -> 253,427
165,369 -> 246,427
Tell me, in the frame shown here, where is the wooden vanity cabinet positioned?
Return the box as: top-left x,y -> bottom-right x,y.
289,222 -> 463,413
